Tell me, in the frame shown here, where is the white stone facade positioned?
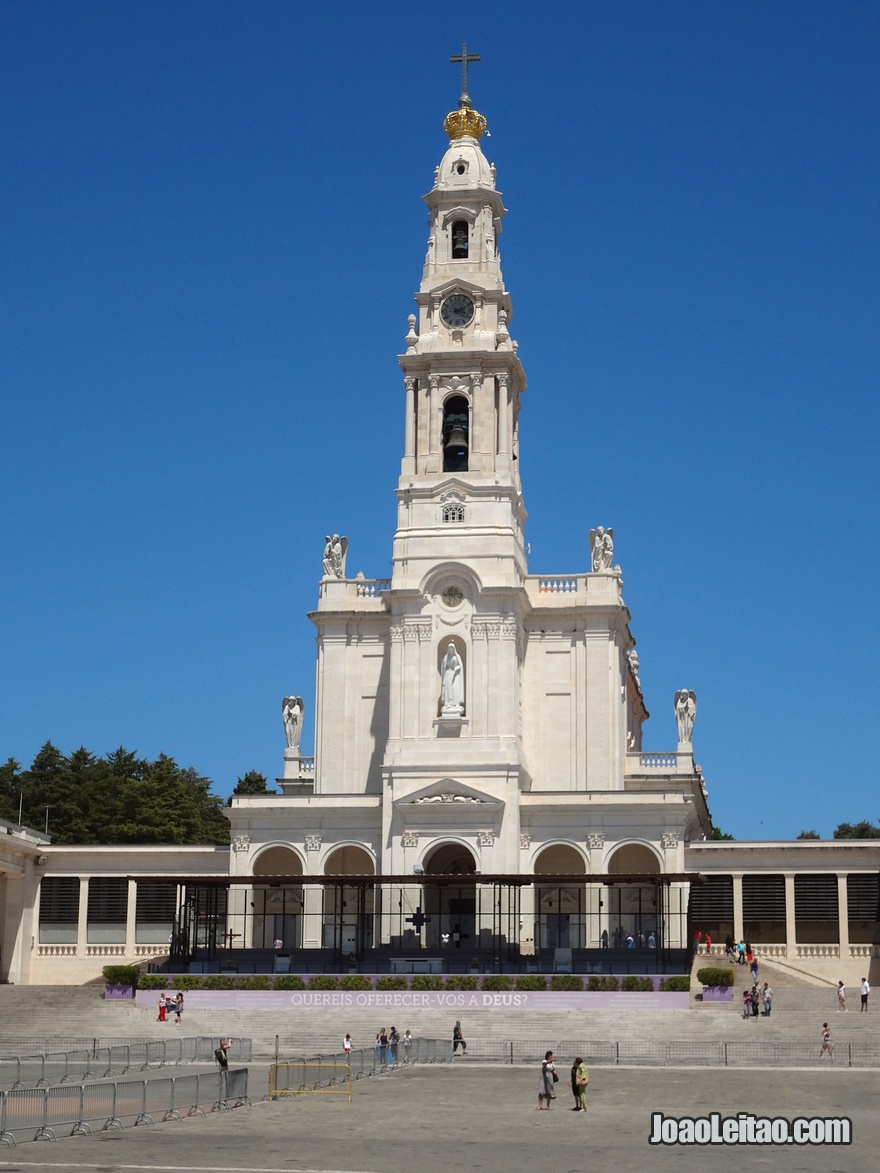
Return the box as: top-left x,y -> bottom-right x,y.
3,84 -> 877,986
229,99 -> 711,916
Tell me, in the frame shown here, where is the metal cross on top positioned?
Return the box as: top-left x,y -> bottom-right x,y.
450,42 -> 480,108
406,906 -> 431,933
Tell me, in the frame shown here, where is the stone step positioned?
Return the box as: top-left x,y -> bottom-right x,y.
1,987 -> 875,1058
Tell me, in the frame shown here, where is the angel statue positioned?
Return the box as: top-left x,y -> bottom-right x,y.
589,526 -> 614,572
322,534 -> 348,579
282,696 -> 304,751
674,689 -> 697,744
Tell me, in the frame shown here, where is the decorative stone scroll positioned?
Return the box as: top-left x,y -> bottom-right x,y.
401,831 -> 419,848
587,832 -> 605,851
477,831 -> 495,847
415,792 -> 482,804
626,648 -> 641,692
520,833 -> 531,850
471,618 -> 517,638
391,622 -> 432,643
304,834 -> 322,852
661,832 -> 680,850
232,835 -> 251,853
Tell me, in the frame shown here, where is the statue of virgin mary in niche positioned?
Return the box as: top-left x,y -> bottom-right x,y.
440,644 -> 465,716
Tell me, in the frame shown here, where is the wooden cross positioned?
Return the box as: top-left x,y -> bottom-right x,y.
450,43 -> 480,107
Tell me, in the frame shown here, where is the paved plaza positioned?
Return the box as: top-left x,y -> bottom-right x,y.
0,1063 -> 875,1173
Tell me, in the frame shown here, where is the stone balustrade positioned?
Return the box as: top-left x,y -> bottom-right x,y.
355,579 -> 391,597
535,577 -> 580,594
639,752 -> 678,770
795,944 -> 840,959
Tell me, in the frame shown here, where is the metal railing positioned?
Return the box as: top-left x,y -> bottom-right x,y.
269,1062 -> 352,1101
0,1068 -> 249,1145
275,1036 -> 454,1086
426,1036 -> 880,1069
0,1038 -> 252,1091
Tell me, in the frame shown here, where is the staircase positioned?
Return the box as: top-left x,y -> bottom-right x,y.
0,972 -> 876,1060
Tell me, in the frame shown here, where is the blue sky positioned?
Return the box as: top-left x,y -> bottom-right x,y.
2,1 -> 878,840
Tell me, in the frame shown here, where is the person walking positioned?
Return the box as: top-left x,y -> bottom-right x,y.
819,1023 -> 834,1060
343,1033 -> 352,1057
861,977 -> 870,1012
762,982 -> 773,1017
402,1029 -> 413,1059
173,992 -> 184,1025
837,981 -> 847,1012
537,1050 -> 557,1110
750,984 -> 760,1017
214,1039 -> 229,1073
570,1056 -> 589,1112
749,956 -> 759,984
388,1026 -> 399,1066
452,1019 -> 467,1054
157,993 -> 167,1022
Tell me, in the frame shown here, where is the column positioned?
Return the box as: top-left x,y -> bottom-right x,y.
837,873 -> 849,961
302,883 -> 323,949
784,874 -> 796,959
497,372 -> 509,456
77,877 -> 89,954
427,375 -> 440,471
126,879 -> 137,958
403,376 -> 416,472
732,874 -> 743,942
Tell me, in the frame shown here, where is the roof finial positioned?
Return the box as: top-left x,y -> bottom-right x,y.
450,42 -> 480,109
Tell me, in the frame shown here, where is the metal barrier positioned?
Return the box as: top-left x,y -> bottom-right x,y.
0,1068 -> 249,1145
269,1063 -> 353,1102
0,1038 -> 253,1091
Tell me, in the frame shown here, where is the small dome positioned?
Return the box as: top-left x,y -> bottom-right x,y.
435,137 -> 495,191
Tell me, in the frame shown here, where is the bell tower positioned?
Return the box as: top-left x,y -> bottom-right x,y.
393,48 -> 528,595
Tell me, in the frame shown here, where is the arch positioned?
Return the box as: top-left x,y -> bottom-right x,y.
534,843 -> 587,874
421,561 -> 482,599
322,846 -> 375,957
607,842 -> 663,874
253,845 -> 304,876
442,394 -> 469,472
323,845 -> 375,875
425,841 -> 478,875
603,841 -> 662,951
422,841 -> 479,957
250,846 -> 303,951
450,219 -> 469,258
534,844 -> 587,951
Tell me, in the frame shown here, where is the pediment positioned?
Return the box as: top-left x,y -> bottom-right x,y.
396,778 -> 503,814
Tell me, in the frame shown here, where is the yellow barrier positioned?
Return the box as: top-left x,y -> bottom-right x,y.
268,1063 -> 353,1103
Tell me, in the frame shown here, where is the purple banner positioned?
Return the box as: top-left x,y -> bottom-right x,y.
136,989 -> 689,1011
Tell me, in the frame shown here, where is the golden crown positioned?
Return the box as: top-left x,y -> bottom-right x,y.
443,105 -> 488,141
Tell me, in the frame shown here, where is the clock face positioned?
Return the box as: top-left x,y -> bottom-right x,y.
440,293 -> 475,329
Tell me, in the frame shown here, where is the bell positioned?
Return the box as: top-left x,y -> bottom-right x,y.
444,424 -> 468,451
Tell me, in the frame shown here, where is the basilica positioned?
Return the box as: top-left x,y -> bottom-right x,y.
2,61 -> 877,987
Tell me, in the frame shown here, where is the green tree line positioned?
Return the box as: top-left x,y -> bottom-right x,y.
0,742 -> 230,844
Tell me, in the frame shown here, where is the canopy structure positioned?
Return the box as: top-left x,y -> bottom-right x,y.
129,872 -> 703,975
